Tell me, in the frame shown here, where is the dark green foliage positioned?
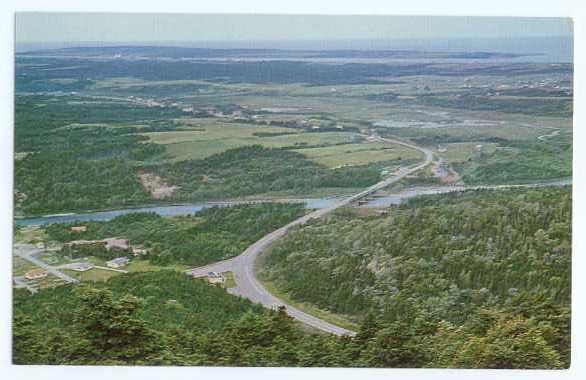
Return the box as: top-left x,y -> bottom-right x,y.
14,94 -> 381,216
72,286 -> 166,364
14,95 -> 173,215
376,129 -> 572,185
427,309 -> 565,369
14,94 -> 184,152
45,204 -> 306,266
16,76 -> 94,93
17,188 -> 569,368
415,94 -> 572,118
156,145 -> 381,202
261,187 -> 571,366
13,271 -> 264,334
16,155 -> 151,215
265,187 -> 571,316
12,311 -> 43,365
13,274 -> 359,367
461,138 -> 572,184
59,242 -> 130,261
369,91 -> 572,117
12,46 -> 573,368
13,275 -> 568,368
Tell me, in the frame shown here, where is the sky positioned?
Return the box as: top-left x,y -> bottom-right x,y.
15,13 -> 573,44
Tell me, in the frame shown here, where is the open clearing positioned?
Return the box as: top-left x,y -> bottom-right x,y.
64,268 -> 121,282
294,142 -> 422,168
436,142 -> 499,164
144,118 -> 360,161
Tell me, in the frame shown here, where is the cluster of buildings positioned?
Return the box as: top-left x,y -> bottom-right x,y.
69,225 -> 148,257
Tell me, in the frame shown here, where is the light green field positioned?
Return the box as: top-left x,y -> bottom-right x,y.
125,259 -> 188,273
82,257 -> 187,273
437,142 -> 499,164
14,226 -> 48,244
62,259 -> 188,282
294,142 -> 422,168
221,271 -> 236,289
144,119 -> 297,143
144,118 -> 359,161
93,77 -> 215,89
422,125 -> 547,141
64,268 -> 121,282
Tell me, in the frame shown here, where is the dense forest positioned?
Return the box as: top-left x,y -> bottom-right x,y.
13,268 -> 569,368
14,95 -> 177,215
154,145 -> 383,202
13,45 -> 572,368
45,204 -> 306,266
460,137 -> 573,184
261,187 -> 571,366
14,96 -> 383,216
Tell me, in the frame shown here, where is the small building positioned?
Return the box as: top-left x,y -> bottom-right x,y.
106,257 -> 130,269
132,247 -> 148,256
207,271 -> 225,285
71,226 -> 87,233
103,238 -> 129,251
25,268 -> 48,280
35,242 -> 45,249
69,262 -> 94,272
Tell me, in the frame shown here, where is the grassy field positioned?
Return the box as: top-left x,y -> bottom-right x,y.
144,117 -> 423,168
436,142 -> 499,164
221,271 -> 236,289
14,226 -> 48,244
143,118 -> 360,161
61,259 -> 189,283
294,142 -> 422,168
64,268 -> 121,282
125,259 -> 189,273
383,123 -> 550,143
144,119 -> 297,143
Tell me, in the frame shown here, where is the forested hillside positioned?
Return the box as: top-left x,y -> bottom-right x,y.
45,204 -> 306,266
261,187 -> 572,366
14,95 -> 383,216
13,266 -> 569,368
154,145 -> 382,202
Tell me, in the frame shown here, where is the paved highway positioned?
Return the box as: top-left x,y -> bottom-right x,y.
188,136 -> 434,336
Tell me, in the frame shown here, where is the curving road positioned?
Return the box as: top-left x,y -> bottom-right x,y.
188,136 -> 434,336
14,244 -> 79,284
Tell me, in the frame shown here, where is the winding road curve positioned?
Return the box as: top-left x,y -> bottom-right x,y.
14,244 -> 79,284
188,136 -> 434,336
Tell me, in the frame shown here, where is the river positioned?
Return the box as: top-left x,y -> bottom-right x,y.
15,180 -> 571,226
15,198 -> 343,226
